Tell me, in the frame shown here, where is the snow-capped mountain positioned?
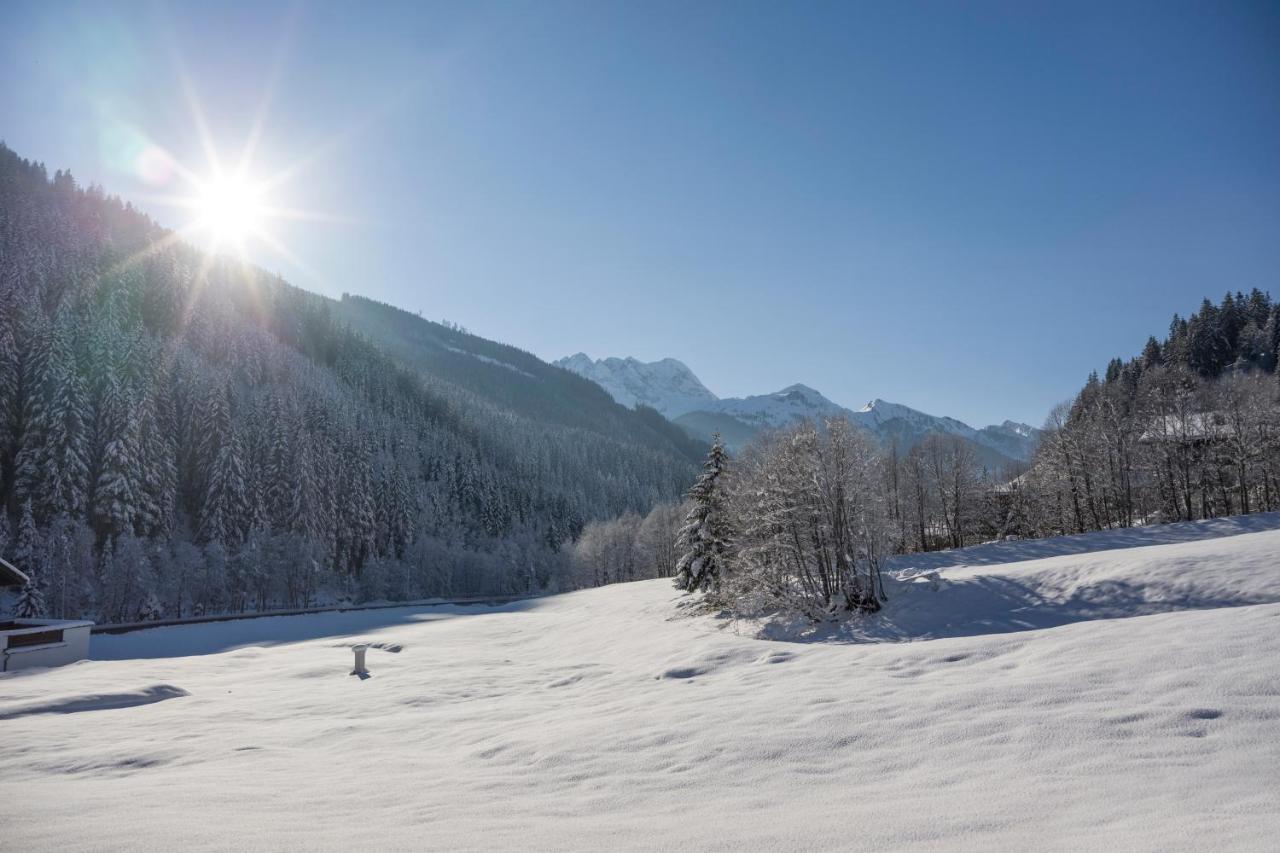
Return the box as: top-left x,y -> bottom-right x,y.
557,353 -> 1041,465
851,400 -> 1041,463
975,420 -> 1042,463
553,354 -> 718,418
852,398 -> 975,441
697,383 -> 848,429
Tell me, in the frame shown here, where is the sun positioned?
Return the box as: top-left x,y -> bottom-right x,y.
123,75 -> 356,274
191,174 -> 268,247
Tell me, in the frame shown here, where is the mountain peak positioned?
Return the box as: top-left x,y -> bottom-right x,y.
560,352 -> 1041,464
997,419 -> 1038,437
555,353 -> 717,418
775,383 -> 825,399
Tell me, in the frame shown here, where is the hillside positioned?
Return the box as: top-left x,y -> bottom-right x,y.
0,143 -> 698,621
1018,289 -> 1278,539
2,513 -> 1278,851
335,301 -> 706,461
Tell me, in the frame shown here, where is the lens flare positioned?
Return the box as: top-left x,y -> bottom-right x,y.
135,145 -> 175,185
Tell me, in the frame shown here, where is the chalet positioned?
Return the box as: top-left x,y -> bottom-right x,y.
1138,412 -> 1234,445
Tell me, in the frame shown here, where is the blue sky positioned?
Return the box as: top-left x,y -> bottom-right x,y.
2,1 -> 1277,427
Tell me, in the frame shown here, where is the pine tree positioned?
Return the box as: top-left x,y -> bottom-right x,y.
1187,299 -> 1229,377
11,309 -> 53,508
134,392 -> 177,536
1141,336 -> 1163,368
197,383 -> 233,496
40,319 -> 90,519
674,434 -> 732,595
92,408 -> 139,540
1269,306 -> 1280,373
336,437 -> 376,573
1220,291 -> 1243,351
11,499 -> 45,617
15,577 -> 45,618
198,431 -> 249,546
1245,288 -> 1272,329
0,322 -> 19,497
13,498 -> 42,575
287,436 -> 318,540
263,395 -> 292,529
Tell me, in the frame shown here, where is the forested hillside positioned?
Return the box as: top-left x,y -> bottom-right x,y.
333,295 -> 706,461
1019,292 -> 1280,533
0,143 -> 698,621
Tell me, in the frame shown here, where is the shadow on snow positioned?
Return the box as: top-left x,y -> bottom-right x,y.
89,599 -> 545,661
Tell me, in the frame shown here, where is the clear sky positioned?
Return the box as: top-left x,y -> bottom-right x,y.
2,1 -> 1277,427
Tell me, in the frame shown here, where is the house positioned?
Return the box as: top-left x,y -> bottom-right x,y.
1,556 -> 94,672
1139,412 -> 1234,445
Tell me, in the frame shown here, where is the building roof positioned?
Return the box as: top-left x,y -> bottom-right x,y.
0,556 -> 29,587
1139,412 -> 1233,443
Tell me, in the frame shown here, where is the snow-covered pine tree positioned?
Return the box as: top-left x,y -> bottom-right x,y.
11,308 -> 53,508
134,392 -> 177,537
11,499 -> 45,617
15,576 -> 45,617
13,498 -> 42,574
287,436 -> 318,541
673,434 -> 732,595
92,405 -> 139,540
260,394 -> 295,531
40,317 -> 90,520
198,430 -> 249,546
0,321 -> 20,499
196,382 -> 233,500
1269,305 -> 1280,372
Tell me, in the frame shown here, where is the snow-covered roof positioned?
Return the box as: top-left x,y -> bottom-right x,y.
1139,412 -> 1234,443
0,556 -> 28,587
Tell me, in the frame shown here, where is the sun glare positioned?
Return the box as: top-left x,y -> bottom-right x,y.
192,175 -> 267,247
122,74 -> 353,275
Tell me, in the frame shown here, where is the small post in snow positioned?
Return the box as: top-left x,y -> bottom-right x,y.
351,644 -> 369,678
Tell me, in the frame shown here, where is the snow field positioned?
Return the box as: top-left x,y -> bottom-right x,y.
2,517 -> 1279,851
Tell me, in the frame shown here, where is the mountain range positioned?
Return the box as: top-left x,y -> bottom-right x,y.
555,354 -> 1041,469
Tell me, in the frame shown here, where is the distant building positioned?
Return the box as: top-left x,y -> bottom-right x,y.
1139,412 -> 1234,445
1,556 -> 94,672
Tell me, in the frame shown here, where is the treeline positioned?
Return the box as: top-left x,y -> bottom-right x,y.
0,143 -> 695,621
1015,292 -> 1280,534
570,421 -> 1023,620
565,501 -> 684,588
658,291 -> 1279,623
567,421 -> 1034,608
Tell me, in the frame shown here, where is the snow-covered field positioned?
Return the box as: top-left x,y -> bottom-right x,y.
4,516 -> 1280,851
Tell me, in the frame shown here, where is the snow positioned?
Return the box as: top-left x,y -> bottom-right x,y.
704,382 -> 849,429
3,515 -> 1279,851
443,344 -> 537,378
554,353 -> 718,417
558,353 -> 1040,461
